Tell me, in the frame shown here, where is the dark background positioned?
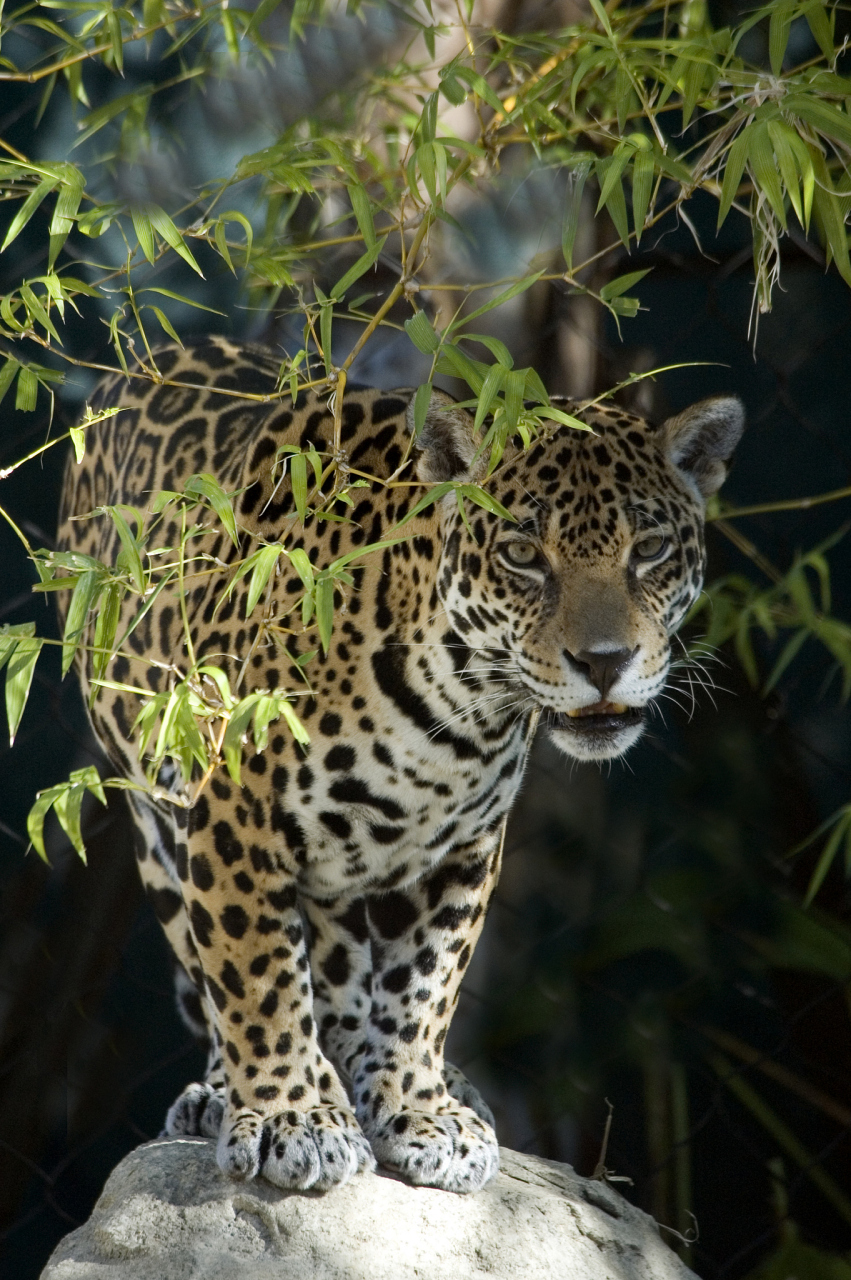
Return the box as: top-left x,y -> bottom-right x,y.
1,3 -> 850,1277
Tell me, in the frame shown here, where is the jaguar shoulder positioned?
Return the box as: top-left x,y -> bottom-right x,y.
57,336 -> 743,1194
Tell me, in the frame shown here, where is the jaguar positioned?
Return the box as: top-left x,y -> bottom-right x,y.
57,336 -> 743,1195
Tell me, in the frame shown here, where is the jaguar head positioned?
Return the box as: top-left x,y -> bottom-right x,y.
411,389 -> 744,762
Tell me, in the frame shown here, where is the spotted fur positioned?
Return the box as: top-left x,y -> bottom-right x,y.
57,337 -> 743,1193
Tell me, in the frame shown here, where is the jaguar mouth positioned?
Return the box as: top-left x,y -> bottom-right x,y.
545,700 -> 646,760
550,700 -> 644,732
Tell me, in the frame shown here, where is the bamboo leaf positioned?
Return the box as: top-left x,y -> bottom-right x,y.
184,473 -> 239,547
632,149 -> 655,243
69,426 -> 86,462
131,206 -> 156,263
0,357 -> 20,407
286,547 -> 315,590
106,505 -> 146,593
290,451 -> 308,522
562,159 -> 591,271
62,568 -> 100,676
748,122 -> 787,229
5,634 -> 42,744
596,157 -> 630,248
405,311 -> 440,354
1,178 -> 55,253
453,271 -> 543,328
147,205 -> 204,276
331,235 -> 387,299
347,183 -> 376,248
244,544 -> 281,616
149,305 -> 182,344
91,581 -> 121,699
804,0 -> 834,60
717,128 -> 750,228
473,362 -> 507,432
15,366 -> 38,411
458,483 -> 515,522
315,575 -> 335,652
768,0 -> 793,77
600,269 -> 651,301
413,382 -> 432,435
804,815 -> 850,907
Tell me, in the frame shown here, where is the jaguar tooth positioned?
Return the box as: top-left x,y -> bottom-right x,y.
609,703 -> 627,714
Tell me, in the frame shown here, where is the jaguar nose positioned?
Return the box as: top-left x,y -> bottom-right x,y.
565,647 -> 637,698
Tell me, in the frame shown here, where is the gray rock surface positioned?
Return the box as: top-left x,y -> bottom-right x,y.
41,1137 -> 696,1280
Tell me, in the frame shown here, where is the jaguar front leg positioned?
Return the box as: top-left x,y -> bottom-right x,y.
168,792 -> 374,1191
304,890 -> 495,1128
351,828 -> 504,1193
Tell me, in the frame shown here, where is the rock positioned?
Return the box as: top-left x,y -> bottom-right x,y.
41,1137 -> 696,1280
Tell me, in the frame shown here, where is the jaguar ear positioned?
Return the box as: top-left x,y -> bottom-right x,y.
661,396 -> 745,499
407,388 -> 486,484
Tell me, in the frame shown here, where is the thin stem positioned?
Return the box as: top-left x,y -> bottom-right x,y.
712,485 -> 851,521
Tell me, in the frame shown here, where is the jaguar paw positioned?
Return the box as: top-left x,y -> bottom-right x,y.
443,1061 -> 496,1128
366,1106 -> 499,1194
217,1104 -> 375,1191
164,1081 -> 225,1139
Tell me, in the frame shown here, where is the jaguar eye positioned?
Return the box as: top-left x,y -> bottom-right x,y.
633,533 -> 668,561
503,541 -> 542,568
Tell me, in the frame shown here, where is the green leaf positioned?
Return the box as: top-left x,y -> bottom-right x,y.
458,483 -> 516,523
107,9 -> 124,73
279,698 -> 310,746
69,425 -> 86,462
15,366 -> 38,411
331,235 -> 387,300
184,473 -> 239,547
454,271 -> 543,328
632,149 -> 655,244
804,0 -> 835,61
319,299 -> 333,375
452,65 -> 503,114
215,210 -> 253,266
62,568 -> 100,676
0,357 -> 20,407
91,581 -> 121,699
246,543 -> 282,615
1,177 -> 55,253
395,480 -> 456,526
595,157 -> 630,248
347,183 -> 376,249
138,286 -> 224,316
804,814 -> 851,908
315,575 -> 335,652
131,206 -> 156,263
536,405 -> 594,431
405,311 -> 440,354
222,696 -> 258,783
286,547 -> 315,590
748,122 -> 787,229
717,127 -> 750,228
600,269 -> 651,301
768,120 -> 804,228
1,628 -> 41,744
473,362 -> 507,432
562,160 -> 591,270
106,505 -> 146,593
149,305 -> 182,345
290,451 -> 308,523
465,333 -> 513,367
413,382 -> 433,435
147,205 -> 204,276
20,285 -> 61,344
768,0 -> 793,76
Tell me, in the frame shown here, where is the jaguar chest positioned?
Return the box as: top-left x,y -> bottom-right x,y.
244,649 -> 536,900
